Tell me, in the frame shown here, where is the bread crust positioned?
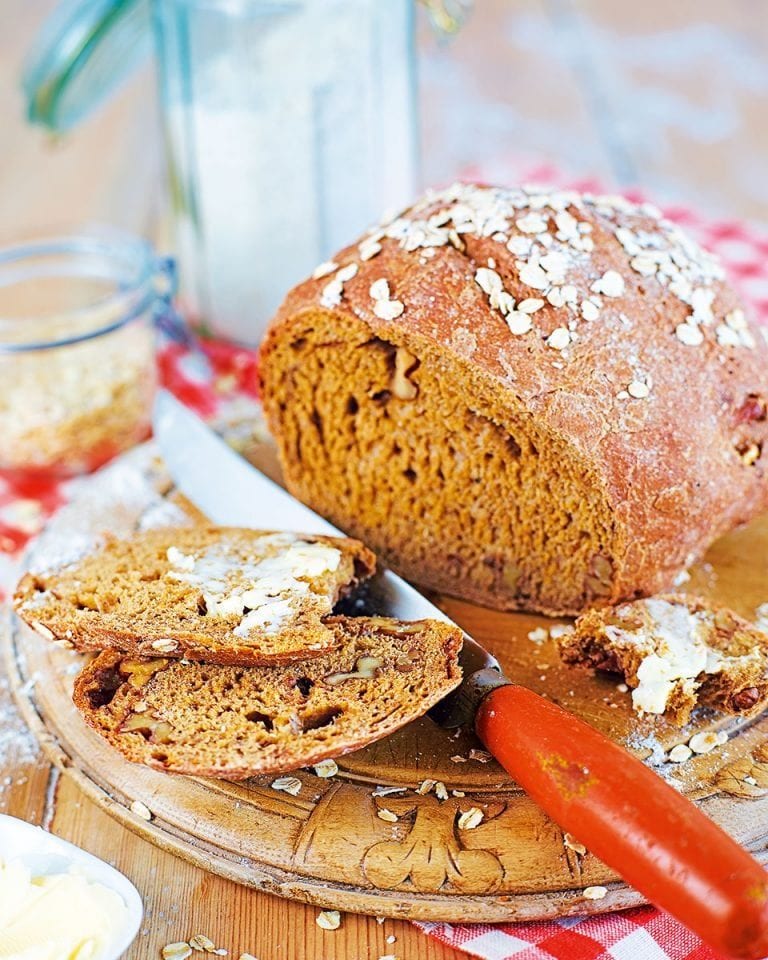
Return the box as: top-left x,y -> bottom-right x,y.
261,183 -> 768,613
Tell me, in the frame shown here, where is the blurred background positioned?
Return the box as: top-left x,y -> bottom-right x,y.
3,0 -> 767,241
2,0 -> 767,358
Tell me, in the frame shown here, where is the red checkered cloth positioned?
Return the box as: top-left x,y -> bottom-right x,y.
417,908 -> 723,960
2,178 -> 768,960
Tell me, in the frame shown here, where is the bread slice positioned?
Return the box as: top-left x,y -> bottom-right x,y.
73,616 -> 463,778
15,526 -> 375,666
558,595 -> 768,725
260,182 -> 768,616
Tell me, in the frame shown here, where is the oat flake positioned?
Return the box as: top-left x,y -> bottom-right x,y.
316,910 -> 341,931
130,799 -> 152,821
271,776 -> 302,795
583,885 -> 608,900
458,807 -> 484,830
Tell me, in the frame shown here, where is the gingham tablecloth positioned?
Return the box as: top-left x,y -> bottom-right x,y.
3,177 -> 768,960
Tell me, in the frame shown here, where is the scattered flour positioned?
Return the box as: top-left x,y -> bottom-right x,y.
0,677 -> 40,774
23,445 -> 188,576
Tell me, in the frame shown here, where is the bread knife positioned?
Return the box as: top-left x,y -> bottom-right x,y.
153,389 -> 768,959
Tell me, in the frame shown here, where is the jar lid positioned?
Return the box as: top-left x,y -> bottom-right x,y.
0,230 -> 176,353
23,0 -> 151,133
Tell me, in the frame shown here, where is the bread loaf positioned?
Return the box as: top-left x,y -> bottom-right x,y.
260,182 -> 768,615
559,595 -> 768,725
15,526 -> 375,665
73,616 -> 462,778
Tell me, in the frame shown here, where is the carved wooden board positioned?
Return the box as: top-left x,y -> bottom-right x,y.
5,443 -> 768,922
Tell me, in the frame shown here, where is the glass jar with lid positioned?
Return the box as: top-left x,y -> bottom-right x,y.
24,0 -> 420,346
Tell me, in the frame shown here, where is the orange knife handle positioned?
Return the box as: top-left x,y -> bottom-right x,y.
476,683 -> 768,960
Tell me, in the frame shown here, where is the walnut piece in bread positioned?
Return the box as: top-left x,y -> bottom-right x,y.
558,595 -> 768,725
260,182 -> 768,615
73,616 -> 462,778
14,526 -> 375,666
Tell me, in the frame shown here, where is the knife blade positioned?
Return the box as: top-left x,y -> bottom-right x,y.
153,390 -> 504,715
153,389 -> 768,959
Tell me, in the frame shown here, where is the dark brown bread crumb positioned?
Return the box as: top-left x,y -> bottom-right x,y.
14,526 -> 375,665
73,616 -> 463,778
559,594 -> 768,725
260,183 -> 768,615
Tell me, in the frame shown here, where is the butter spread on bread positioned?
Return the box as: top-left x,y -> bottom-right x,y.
14,526 -> 375,666
559,595 -> 768,725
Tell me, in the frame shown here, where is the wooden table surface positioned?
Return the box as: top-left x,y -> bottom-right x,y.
0,737 -> 461,960
2,2 -> 767,958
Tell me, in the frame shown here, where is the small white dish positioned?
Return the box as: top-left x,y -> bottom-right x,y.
0,813 -> 143,958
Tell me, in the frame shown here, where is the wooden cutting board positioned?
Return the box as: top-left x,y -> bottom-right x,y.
5,442 -> 768,923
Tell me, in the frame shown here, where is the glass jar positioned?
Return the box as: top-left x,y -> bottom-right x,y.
0,233 -> 175,478
24,0 -> 419,347
153,0 -> 418,343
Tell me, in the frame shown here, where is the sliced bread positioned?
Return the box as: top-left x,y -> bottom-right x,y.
15,526 -> 375,665
72,616 -> 463,778
558,594 -> 768,725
